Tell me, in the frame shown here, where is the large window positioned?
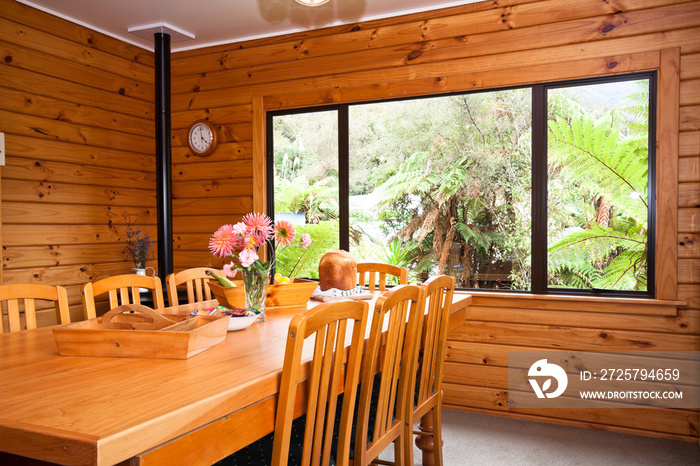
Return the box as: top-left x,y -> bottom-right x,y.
267,73 -> 655,297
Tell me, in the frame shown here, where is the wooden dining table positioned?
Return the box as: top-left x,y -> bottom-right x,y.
0,291 -> 471,466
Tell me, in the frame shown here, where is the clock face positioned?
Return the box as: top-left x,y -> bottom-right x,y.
189,123 -> 213,153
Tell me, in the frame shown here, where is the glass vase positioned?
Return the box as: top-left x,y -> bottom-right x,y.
241,267 -> 269,322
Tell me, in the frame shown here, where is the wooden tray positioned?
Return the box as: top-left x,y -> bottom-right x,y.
208,278 -> 318,309
53,304 -> 230,359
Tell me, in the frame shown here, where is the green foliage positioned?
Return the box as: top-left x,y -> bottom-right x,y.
547,80 -> 650,291
274,221 -> 339,279
275,177 -> 339,223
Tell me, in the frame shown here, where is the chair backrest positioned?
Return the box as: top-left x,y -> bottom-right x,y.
82,274 -> 164,320
165,267 -> 221,306
0,284 -> 70,333
356,262 -> 408,292
354,284 -> 425,465
413,275 -> 455,413
271,299 -> 369,466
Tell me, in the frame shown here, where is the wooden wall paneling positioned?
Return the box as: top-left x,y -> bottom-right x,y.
171,105 -> 253,128
0,110 -> 154,154
171,89 -> 252,114
172,215 -> 243,234
172,0 -> 608,75
171,0 -> 697,89
172,142 -> 252,165
0,17 -> 152,83
3,243 -> 133,270
656,47 -> 681,300
172,160 -> 253,182
679,208 -> 700,232
172,197 -> 253,217
679,284 -> 700,308
0,86 -> 152,138
679,156 -> 699,183
1,180 -> 155,207
2,202 -> 155,226
6,135 -> 154,171
681,79 -> 700,105
1,262 -> 144,287
171,178 -> 254,199
450,321 -> 700,351
679,234 -> 700,258
172,23 -> 700,101
1,0 -> 154,296
679,131 -> 700,156
679,258 -> 700,283
0,0 -> 154,66
681,105 -> 700,131
464,305 -> 700,334
446,341 -> 700,368
679,183 -> 700,208
1,66 -> 153,118
1,41 -> 153,102
173,250 -> 224,270
680,52 -> 700,79
443,384 -> 699,440
2,159 -> 156,190
1,224 -> 157,247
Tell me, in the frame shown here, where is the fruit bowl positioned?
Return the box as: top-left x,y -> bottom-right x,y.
208,278 -> 318,310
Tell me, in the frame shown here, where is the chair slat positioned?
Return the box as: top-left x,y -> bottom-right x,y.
82,274 -> 164,319
165,267 -> 221,307
357,262 -> 408,292
0,284 -> 71,333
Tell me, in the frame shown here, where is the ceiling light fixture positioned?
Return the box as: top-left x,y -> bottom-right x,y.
294,0 -> 331,6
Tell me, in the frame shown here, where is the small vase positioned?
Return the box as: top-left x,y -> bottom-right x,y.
241,267 -> 269,322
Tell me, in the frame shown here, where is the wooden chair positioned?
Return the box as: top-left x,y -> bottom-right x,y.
403,275 -> 455,466
354,284 -> 425,466
356,262 -> 408,292
165,267 -> 221,306
81,274 -> 165,320
218,299 -> 369,466
0,284 -> 71,333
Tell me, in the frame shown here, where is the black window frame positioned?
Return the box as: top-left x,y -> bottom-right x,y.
267,71 -> 657,298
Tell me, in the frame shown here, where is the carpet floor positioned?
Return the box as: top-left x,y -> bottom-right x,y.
379,409 -> 700,465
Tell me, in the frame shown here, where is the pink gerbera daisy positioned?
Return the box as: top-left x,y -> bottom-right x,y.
275,220 -> 295,246
243,212 -> 274,247
209,224 -> 237,258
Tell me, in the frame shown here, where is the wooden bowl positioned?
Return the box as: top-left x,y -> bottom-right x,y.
208,278 -> 318,310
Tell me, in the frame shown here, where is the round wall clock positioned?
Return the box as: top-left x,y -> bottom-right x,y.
187,120 -> 217,156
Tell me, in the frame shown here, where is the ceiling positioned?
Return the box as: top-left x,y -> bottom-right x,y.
18,0 -> 479,52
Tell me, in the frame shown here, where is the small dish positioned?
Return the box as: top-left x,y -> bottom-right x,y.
227,314 -> 258,331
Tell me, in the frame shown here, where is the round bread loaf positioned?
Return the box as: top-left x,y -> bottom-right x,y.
318,250 -> 357,291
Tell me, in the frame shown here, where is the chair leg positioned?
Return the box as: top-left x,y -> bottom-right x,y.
394,428 -> 405,466
432,402 -> 444,466
404,420 -> 415,466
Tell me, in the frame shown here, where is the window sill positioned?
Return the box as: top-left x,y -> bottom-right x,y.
455,291 -> 684,316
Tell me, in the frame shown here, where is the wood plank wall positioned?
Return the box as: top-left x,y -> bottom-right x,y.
0,0 -> 156,325
171,0 -> 700,440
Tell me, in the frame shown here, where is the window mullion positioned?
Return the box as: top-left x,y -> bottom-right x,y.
531,84 -> 547,293
338,105 -> 350,252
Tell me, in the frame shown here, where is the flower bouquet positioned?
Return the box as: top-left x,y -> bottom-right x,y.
208,213 -> 316,321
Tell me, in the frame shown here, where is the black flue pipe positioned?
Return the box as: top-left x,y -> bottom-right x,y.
154,32 -> 173,278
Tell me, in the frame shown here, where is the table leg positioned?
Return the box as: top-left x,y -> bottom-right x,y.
415,409 -> 435,466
